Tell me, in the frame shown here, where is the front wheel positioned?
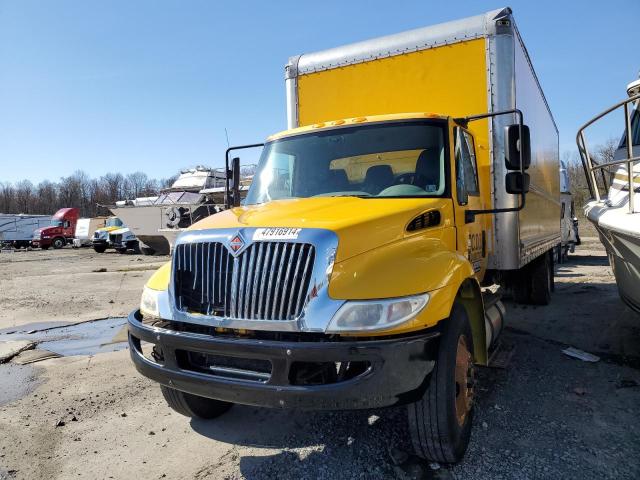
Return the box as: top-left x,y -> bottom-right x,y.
93,245 -> 107,253
52,237 -> 65,249
407,303 -> 475,464
160,385 -> 232,419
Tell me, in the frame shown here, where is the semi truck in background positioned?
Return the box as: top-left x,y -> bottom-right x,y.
127,8 -> 560,463
31,208 -> 80,250
0,214 -> 52,249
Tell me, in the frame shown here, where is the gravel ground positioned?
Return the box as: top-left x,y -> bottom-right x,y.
0,239 -> 639,479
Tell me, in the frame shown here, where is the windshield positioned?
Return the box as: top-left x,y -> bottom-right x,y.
245,120 -> 447,205
106,218 -> 123,227
50,220 -> 63,227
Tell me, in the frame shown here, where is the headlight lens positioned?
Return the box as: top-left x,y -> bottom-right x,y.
140,286 -> 160,318
326,293 -> 429,333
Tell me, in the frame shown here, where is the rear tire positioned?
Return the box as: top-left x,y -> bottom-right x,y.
529,251 -> 553,304
160,385 -> 232,419
93,245 -> 107,253
511,251 -> 553,305
140,245 -> 155,256
116,248 -> 127,254
408,303 -> 475,464
52,237 -> 65,249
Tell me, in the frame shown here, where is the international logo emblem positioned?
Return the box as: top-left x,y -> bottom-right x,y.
229,233 -> 245,255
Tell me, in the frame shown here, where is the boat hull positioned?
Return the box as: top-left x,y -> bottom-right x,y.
109,205 -> 171,255
586,201 -> 640,313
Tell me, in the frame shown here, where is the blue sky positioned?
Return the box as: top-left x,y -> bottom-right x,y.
0,0 -> 637,184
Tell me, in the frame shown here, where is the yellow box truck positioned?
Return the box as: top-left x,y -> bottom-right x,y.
128,7 -> 559,463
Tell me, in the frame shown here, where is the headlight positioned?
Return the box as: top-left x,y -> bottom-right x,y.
140,286 -> 161,318
326,293 -> 429,333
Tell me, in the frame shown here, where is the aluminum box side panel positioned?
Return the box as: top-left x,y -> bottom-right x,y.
488,23 -> 560,270
486,29 -> 518,270
512,27 -> 560,267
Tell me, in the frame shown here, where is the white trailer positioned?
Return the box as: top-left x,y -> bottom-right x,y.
0,214 -> 52,248
72,217 -> 107,248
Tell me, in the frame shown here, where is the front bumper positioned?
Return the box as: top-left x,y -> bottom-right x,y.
114,239 -> 137,250
128,310 -> 439,410
92,239 -> 109,246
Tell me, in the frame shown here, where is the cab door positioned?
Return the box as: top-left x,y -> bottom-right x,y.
452,126 -> 487,279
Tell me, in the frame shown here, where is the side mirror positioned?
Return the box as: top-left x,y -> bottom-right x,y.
505,172 -> 530,194
229,157 -> 241,207
504,124 -> 531,170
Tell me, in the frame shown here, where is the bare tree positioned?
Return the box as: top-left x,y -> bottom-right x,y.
14,180 -> 35,213
124,172 -> 149,199
0,182 -> 15,213
101,172 -> 125,202
34,180 -> 58,214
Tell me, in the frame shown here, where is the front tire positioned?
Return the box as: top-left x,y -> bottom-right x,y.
52,237 -> 65,249
408,303 -> 475,464
160,385 -> 232,419
93,245 -> 107,253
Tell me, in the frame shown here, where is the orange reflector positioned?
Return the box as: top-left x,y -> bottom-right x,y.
313,122 -> 326,128
333,119 -> 346,125
351,117 -> 367,123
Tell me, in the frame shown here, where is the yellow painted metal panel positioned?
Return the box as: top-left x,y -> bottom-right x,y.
297,38 -> 488,127
147,262 -> 171,291
190,197 -> 454,263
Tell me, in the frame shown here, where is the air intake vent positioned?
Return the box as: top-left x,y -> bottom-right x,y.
407,210 -> 441,232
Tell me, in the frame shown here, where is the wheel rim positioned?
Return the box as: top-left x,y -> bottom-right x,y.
454,335 -> 474,426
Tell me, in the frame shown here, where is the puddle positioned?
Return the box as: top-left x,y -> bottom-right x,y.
0,363 -> 41,406
0,321 -> 70,335
0,317 -> 128,357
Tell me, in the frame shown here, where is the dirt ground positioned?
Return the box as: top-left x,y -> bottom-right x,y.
0,248 -> 169,329
0,240 -> 639,479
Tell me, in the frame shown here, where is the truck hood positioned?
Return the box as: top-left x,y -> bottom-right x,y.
35,226 -> 59,235
189,197 -> 450,262
95,226 -> 123,234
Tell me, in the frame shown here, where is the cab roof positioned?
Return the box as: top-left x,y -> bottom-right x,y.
267,112 -> 449,141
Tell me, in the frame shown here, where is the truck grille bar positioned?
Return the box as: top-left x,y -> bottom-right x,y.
174,242 -> 315,321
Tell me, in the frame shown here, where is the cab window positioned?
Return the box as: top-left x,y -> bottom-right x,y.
454,128 -> 480,202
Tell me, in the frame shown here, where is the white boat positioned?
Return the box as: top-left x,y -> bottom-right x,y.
109,167 -> 227,255
577,78 -> 640,312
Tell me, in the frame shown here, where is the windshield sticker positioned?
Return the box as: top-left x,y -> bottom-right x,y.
253,227 -> 302,241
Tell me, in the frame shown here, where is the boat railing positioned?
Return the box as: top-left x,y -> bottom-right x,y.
576,92 -> 640,213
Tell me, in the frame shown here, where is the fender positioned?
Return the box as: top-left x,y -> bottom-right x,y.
146,262 -> 171,291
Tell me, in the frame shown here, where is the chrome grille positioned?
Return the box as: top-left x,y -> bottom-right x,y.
173,242 -> 315,321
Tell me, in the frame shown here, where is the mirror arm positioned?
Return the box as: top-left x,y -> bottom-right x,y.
454,109 -> 526,224
225,143 -> 264,208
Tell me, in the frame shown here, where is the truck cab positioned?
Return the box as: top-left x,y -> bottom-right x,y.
32,208 -> 80,250
92,216 -> 124,253
129,112 -> 537,461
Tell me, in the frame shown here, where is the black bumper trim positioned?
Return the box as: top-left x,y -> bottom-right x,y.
128,310 -> 439,410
